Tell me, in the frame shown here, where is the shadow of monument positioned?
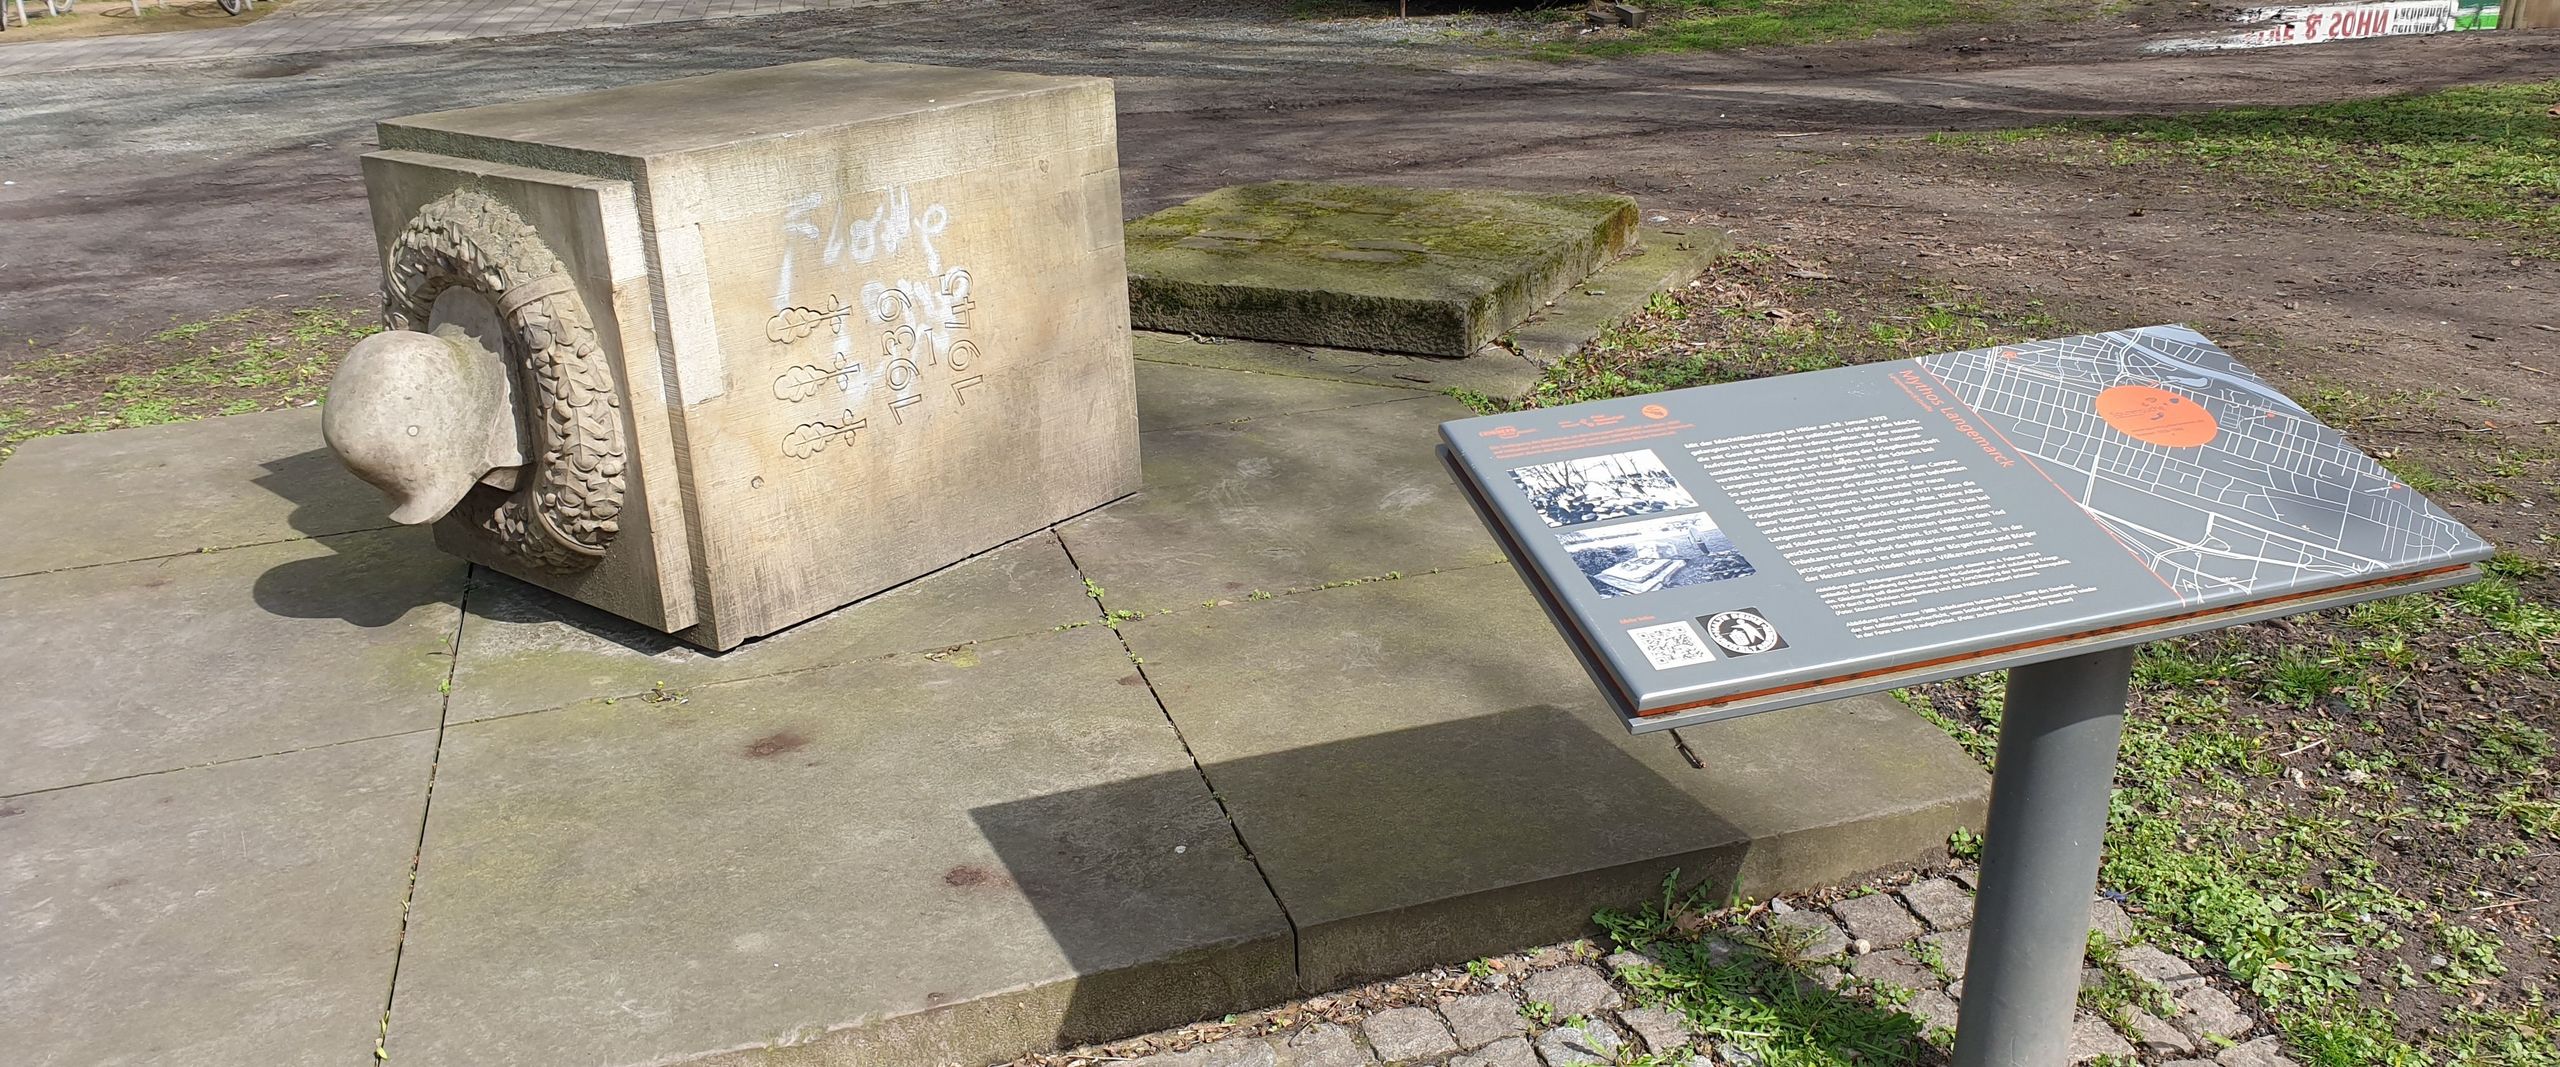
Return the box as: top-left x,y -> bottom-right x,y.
243,528 -> 459,628
250,445 -> 392,539
241,446 -> 460,627
464,564 -> 713,657
969,703 -> 1752,1058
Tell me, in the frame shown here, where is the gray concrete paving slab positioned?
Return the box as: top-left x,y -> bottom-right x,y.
1059,380 -> 1503,611
0,732 -> 434,1067
1135,332 -> 1547,401
1501,228 -> 1732,367
1116,564 -> 1991,991
0,525 -> 462,793
387,626 -> 1294,1067
1135,358 -> 1425,434
0,406 -> 391,576
444,530 -> 1095,723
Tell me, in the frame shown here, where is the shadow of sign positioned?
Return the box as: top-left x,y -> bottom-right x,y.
970,704 -> 1753,1056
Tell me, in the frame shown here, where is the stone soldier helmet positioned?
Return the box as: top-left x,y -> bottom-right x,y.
323,188 -> 626,574
323,325 -> 526,526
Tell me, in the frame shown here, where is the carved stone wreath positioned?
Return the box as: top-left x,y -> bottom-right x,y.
382,189 -> 626,572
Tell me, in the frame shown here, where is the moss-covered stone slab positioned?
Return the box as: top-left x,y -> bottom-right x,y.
1126,182 -> 1639,358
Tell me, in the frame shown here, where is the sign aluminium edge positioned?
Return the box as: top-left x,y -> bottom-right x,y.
1440,324 -> 2494,733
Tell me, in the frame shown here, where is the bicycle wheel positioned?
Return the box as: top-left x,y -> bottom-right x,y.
214,0 -> 245,14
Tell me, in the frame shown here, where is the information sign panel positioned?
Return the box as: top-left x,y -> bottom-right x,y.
1440,324 -> 2492,731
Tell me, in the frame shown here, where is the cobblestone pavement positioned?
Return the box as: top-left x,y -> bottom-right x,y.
0,0 -> 913,75
1016,868 -> 2299,1067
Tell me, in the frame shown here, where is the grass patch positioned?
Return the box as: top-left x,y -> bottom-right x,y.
0,300 -> 374,458
1932,80 -> 2560,254
1598,879 -> 1932,1065
1532,250 -> 2557,1063
1534,0 -> 2005,56
1460,246 -> 2067,414
1902,586 -> 2560,1065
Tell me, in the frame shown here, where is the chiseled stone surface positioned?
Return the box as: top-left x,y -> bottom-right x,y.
0,407 -> 390,576
1125,181 -> 1638,357
1275,1023 -> 1370,1067
1618,1007 -> 1691,1054
2217,1036 -> 2303,1067
1770,910 -> 1851,960
1830,892 -> 1924,949
1601,950 -> 1657,975
1903,988 -> 1962,1033
1922,928 -> 1972,981
1157,1035 -> 1280,1067
2128,1010 -> 2200,1057
2119,943 -> 2206,990
1898,877 -> 1975,931
1520,965 -> 1622,1017
0,734 -> 433,1067
1531,1023 -> 1621,1067
0,526 -> 462,794
1847,948 -> 1936,997
2174,985 -> 2256,1043
1451,1035 -> 1540,1067
1362,1007 -> 1457,1063
2091,897 -> 2138,943
1442,992 -> 1529,1051
2072,1011 -> 2138,1064
386,627 -> 1293,1067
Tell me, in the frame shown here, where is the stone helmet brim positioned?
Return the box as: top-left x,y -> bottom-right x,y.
324,328 -> 508,526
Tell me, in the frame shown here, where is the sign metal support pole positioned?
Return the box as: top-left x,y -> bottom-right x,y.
1950,644 -> 2136,1067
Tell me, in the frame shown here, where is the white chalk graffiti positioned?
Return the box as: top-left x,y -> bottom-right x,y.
769,185 -> 986,456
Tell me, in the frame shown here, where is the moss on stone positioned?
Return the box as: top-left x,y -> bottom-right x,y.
1125,182 -> 1640,357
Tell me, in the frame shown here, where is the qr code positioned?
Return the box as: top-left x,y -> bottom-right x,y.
1629,621 -> 1716,670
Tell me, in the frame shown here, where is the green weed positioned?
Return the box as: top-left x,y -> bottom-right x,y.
1597,878 -> 1929,1066
1934,81 -> 2560,254
1542,0 -> 2003,57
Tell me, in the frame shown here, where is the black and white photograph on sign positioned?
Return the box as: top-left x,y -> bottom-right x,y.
1508,448 -> 1700,528
1557,513 -> 1758,599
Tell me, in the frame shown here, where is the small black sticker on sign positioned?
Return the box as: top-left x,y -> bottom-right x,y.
1701,608 -> 1788,656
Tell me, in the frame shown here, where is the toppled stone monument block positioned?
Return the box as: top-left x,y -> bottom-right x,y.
329,59 -> 1140,649
1125,182 -> 1639,357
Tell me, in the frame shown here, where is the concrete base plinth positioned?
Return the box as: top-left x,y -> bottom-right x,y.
0,358 -> 1986,1067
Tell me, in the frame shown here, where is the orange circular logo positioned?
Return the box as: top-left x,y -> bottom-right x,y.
2095,385 -> 2217,448
1640,403 -> 1669,420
